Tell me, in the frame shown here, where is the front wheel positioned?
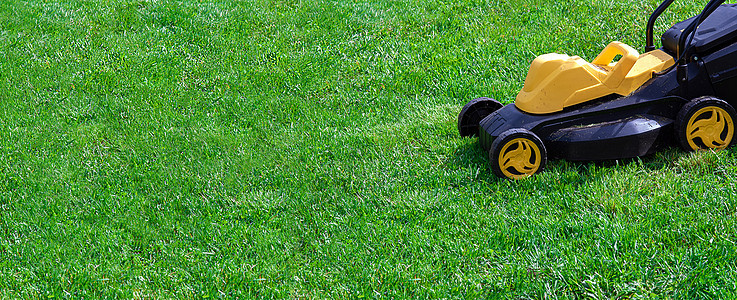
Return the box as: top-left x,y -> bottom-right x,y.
675,96 -> 737,151
458,97 -> 503,137
489,128 -> 547,180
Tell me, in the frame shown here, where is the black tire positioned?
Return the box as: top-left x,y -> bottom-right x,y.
458,97 -> 503,137
489,128 -> 547,180
675,96 -> 737,151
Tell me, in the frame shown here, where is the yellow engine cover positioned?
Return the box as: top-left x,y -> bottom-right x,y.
515,42 -> 674,114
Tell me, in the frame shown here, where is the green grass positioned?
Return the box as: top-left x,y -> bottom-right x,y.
2,0 -> 737,298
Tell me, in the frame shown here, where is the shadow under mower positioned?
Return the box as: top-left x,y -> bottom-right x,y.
458,0 -> 737,180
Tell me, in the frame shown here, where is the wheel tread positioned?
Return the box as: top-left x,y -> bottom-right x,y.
489,128 -> 547,179
458,97 -> 503,137
675,96 -> 737,151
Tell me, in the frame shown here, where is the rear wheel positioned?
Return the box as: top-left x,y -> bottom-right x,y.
458,97 -> 503,137
489,128 -> 547,180
675,96 -> 737,151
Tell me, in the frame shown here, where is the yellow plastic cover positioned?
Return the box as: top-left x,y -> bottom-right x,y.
515,42 -> 675,114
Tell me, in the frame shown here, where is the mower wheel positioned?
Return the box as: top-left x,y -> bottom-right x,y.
675,96 -> 737,151
458,97 -> 503,137
489,128 -> 547,180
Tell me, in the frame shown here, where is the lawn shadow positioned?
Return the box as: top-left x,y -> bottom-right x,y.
542,146 -> 681,178
447,139 -> 737,185
544,145 -> 737,180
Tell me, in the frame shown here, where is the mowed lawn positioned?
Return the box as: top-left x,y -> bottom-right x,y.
2,0 -> 737,297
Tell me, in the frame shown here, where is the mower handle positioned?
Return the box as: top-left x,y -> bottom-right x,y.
645,0 -> 675,52
645,0 -> 726,53
677,0 -> 726,59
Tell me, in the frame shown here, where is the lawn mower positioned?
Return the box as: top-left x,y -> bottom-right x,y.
458,0 -> 737,179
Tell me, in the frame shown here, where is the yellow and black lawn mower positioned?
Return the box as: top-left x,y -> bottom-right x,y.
458,0 -> 737,179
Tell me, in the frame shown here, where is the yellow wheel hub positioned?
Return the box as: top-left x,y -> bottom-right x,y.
498,138 -> 542,179
686,106 -> 734,150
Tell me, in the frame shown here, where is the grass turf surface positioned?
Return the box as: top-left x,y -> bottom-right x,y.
2,0 -> 737,298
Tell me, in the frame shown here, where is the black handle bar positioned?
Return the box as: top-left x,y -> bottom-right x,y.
645,0 -> 726,54
646,0 -> 675,52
